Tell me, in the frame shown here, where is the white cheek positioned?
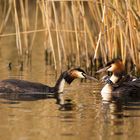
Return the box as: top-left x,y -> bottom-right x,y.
107,67 -> 113,72
77,72 -> 85,78
107,64 -> 115,72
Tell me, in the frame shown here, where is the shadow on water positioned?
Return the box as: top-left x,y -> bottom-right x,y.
0,92 -> 76,111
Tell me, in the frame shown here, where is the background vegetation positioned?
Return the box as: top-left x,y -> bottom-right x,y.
0,0 -> 139,73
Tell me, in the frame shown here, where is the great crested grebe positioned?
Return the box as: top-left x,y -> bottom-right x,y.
0,68 -> 97,96
96,58 -> 140,101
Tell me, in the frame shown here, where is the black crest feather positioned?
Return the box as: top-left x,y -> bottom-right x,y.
106,58 -> 122,66
64,68 -> 86,84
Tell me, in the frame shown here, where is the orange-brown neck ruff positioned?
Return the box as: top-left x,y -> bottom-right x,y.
113,60 -> 125,74
107,59 -> 125,76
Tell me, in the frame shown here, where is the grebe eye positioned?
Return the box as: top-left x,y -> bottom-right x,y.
82,72 -> 86,77
108,65 -> 112,69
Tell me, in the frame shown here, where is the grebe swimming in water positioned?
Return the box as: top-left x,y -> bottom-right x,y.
0,68 -> 97,96
96,58 -> 140,101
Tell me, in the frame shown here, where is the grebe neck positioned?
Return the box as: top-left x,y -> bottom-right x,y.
54,72 -> 66,93
110,71 -> 126,84
110,74 -> 120,84
101,74 -> 120,101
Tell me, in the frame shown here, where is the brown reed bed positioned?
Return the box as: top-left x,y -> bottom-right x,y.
0,0 -> 139,75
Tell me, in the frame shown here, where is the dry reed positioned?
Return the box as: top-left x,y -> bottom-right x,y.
0,0 -> 139,74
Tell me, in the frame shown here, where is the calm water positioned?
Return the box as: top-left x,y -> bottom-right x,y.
0,64 -> 140,140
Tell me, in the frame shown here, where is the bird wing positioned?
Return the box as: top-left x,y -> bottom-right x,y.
0,79 -> 51,93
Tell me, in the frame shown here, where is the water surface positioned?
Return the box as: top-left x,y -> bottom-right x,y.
0,68 -> 140,140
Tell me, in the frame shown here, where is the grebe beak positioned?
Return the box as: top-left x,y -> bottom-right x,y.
96,66 -> 110,73
82,73 -> 98,81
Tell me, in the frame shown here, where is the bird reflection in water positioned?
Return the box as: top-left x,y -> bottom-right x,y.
59,99 -> 76,111
99,99 -> 125,137
102,99 -> 124,122
0,92 -> 76,111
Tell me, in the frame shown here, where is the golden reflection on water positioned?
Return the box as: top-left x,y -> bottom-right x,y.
0,79 -> 140,140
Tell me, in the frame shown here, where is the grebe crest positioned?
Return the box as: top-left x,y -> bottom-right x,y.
55,68 -> 87,93
106,58 -> 125,74
64,68 -> 94,84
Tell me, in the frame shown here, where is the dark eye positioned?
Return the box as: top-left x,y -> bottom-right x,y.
82,72 -> 86,77
108,65 -> 112,68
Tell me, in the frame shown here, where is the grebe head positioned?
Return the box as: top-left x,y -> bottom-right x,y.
96,58 -> 124,74
96,58 -> 125,101
64,68 -> 98,84
55,68 -> 98,93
